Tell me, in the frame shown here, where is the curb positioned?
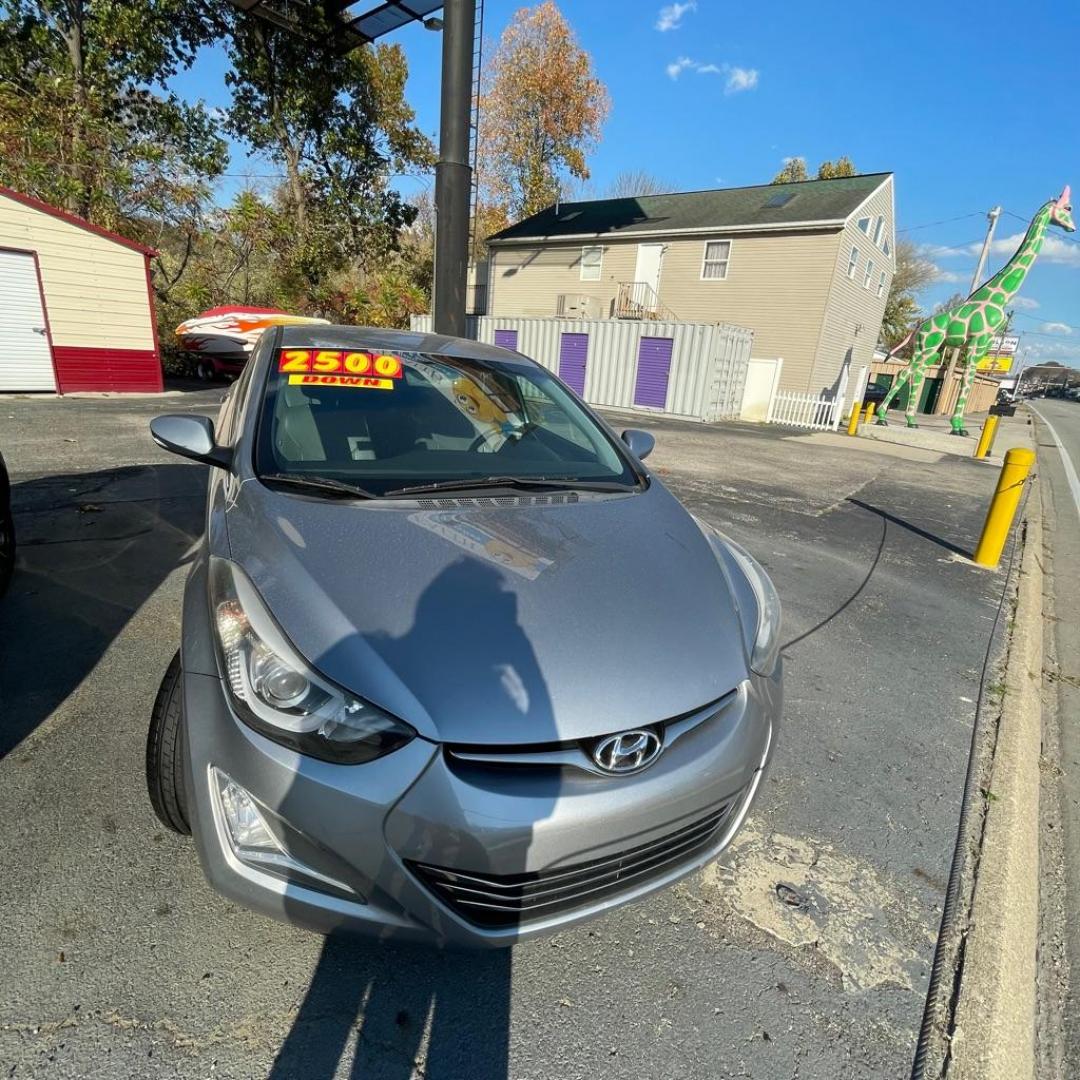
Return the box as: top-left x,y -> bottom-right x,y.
947,481 -> 1043,1078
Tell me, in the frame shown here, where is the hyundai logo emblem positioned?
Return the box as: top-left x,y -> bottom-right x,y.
592,729 -> 663,775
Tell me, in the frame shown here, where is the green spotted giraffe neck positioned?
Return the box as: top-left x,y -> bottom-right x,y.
972,202 -> 1052,304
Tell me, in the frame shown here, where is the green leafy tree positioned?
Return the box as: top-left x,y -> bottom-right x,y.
222,4 -> 434,301
0,0 -> 225,227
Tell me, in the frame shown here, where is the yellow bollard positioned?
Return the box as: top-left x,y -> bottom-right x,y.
847,400 -> 863,436
974,415 -> 999,459
972,447 -> 1036,568
863,402 -> 876,423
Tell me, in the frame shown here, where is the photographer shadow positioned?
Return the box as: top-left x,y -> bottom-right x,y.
269,934 -> 510,1080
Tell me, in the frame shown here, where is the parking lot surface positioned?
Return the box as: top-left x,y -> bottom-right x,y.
0,389 -> 1024,1078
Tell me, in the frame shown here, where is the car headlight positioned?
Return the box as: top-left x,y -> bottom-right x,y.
208,557 -> 416,764
723,540 -> 782,676
696,521 -> 782,677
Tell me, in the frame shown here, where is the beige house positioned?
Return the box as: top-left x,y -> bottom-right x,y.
484,173 -> 896,395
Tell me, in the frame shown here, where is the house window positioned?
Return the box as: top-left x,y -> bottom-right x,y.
857,216 -> 871,234
847,246 -> 859,279
878,270 -> 887,297
872,216 -> 884,245
701,240 -> 732,280
864,258 -> 875,288
580,246 -> 603,281
882,236 -> 891,259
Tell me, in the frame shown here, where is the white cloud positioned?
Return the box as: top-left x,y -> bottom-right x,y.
656,1 -> 696,31
987,231 -> 1080,267
1039,321 -> 1073,335
666,56 -> 695,79
928,264 -> 964,283
917,242 -> 972,260
1024,339 -> 1080,363
667,58 -> 760,92
1012,295 -> 1040,309
725,66 -> 759,94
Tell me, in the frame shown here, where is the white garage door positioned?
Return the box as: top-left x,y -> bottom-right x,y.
0,249 -> 57,391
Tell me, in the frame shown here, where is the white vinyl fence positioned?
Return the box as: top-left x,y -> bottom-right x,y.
764,363 -> 866,432
740,357 -> 784,422
767,390 -> 846,431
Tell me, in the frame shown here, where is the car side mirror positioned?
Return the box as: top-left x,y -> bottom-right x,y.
150,415 -> 232,470
621,428 -> 655,461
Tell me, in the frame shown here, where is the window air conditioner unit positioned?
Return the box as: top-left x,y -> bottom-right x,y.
556,293 -> 604,319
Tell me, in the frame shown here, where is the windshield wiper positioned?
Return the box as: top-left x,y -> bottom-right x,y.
258,473 -> 377,500
384,475 -> 634,497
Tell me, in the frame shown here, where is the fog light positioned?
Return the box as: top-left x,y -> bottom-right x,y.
210,768 -> 361,900
215,770 -> 282,854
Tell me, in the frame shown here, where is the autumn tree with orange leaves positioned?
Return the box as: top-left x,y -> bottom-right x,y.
478,1 -> 609,231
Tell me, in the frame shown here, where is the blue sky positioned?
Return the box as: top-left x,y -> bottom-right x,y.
172,0 -> 1080,364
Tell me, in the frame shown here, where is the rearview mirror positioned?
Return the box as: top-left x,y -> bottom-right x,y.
621,428 -> 655,461
150,415 -> 231,470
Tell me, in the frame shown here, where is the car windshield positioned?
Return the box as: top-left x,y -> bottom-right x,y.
254,345 -> 639,497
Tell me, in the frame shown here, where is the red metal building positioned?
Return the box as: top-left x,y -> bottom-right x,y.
0,186 -> 162,394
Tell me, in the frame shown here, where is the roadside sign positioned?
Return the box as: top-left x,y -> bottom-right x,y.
976,355 -> 1014,373
987,334 -> 1019,355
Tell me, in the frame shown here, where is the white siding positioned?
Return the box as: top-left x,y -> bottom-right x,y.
810,177 -> 895,396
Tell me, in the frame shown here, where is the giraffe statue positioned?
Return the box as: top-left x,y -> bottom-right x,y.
877,186 -> 1075,434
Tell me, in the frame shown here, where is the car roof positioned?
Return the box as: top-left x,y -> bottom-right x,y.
277,323 -> 536,367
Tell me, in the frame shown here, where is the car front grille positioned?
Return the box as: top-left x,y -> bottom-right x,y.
408,799 -> 739,929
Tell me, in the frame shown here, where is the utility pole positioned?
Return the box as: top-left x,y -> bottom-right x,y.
970,205 -> 1002,293
432,0 -> 476,337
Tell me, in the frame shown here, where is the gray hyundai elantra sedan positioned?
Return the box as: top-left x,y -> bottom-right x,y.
146,325 -> 781,946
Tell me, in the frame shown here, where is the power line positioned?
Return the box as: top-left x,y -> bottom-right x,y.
1014,311 -> 1080,332
897,211 -> 985,234
918,237 -> 984,254
1003,207 -> 1080,245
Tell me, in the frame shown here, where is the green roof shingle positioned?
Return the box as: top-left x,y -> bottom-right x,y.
488,173 -> 892,243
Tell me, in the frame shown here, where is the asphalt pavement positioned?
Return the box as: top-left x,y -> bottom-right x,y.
0,388 -> 1031,1079
1028,398 -> 1080,1076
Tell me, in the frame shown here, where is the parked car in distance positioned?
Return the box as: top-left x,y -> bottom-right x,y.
0,450 -> 13,597
861,381 -> 890,408
146,325 -> 782,946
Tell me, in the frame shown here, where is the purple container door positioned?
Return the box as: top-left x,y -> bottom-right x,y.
633,336 -> 674,408
493,329 -> 518,350
558,332 -> 589,396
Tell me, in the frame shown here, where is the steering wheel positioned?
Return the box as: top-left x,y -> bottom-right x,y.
467,429 -> 502,453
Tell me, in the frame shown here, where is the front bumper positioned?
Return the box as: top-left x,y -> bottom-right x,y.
182,667 -> 780,947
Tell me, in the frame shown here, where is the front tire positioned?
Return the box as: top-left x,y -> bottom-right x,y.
146,651 -> 191,834
0,505 -> 14,598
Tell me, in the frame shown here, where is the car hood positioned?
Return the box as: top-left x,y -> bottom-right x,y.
224,480 -> 750,745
